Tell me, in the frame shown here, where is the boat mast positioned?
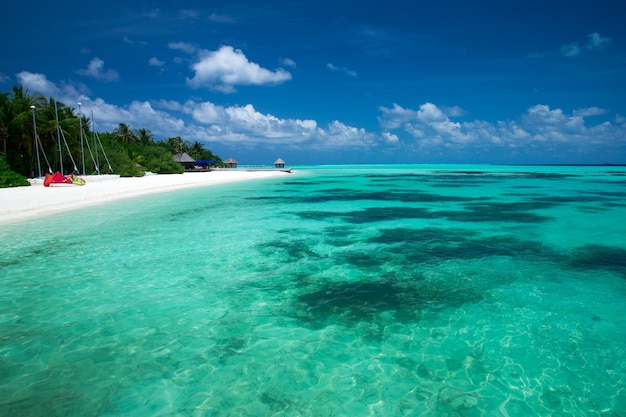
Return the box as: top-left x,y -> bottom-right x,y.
78,102 -> 85,175
30,105 -> 42,178
54,100 -> 64,175
92,110 -> 100,175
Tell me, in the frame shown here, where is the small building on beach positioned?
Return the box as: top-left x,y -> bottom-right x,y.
224,157 -> 238,168
173,152 -> 196,170
274,158 -> 286,168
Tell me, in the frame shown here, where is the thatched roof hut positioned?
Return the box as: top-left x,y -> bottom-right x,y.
274,158 -> 286,168
174,152 -> 196,169
224,157 -> 238,168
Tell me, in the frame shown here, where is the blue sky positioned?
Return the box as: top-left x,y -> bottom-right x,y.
2,0 -> 626,165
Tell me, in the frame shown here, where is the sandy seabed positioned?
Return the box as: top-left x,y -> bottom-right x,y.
0,170 -> 290,225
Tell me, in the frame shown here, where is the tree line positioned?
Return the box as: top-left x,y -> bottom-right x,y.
0,85 -> 224,182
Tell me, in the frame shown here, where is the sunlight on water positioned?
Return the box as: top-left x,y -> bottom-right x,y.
1,165 -> 625,416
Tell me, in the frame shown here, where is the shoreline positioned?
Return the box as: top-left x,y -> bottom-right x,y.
0,170 -> 291,225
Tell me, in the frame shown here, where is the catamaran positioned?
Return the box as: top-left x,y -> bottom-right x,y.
31,101 -> 114,186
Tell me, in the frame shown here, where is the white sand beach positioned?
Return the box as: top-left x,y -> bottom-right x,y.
0,170 -> 291,225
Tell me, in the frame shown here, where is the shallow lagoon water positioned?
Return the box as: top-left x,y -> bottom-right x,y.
1,164 -> 625,416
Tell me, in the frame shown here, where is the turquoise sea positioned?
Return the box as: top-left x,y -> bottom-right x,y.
1,164 -> 625,416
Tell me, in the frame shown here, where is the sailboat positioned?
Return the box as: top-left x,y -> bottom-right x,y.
82,107 -> 114,176
40,101 -> 85,187
32,101 -> 114,186
43,171 -> 85,186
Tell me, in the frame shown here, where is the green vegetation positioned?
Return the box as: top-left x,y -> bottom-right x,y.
0,85 -> 224,185
0,155 -> 29,188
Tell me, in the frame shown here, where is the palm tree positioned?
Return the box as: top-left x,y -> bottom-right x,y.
129,150 -> 146,167
137,128 -> 154,145
9,87 -> 47,176
165,136 -> 185,154
113,123 -> 138,145
189,141 -> 206,159
0,92 -> 14,157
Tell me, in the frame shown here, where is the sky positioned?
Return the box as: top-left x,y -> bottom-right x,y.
2,0 -> 626,165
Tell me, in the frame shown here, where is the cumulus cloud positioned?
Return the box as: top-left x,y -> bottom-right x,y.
573,106 -> 607,117
16,72 -> 61,97
209,13 -> 235,24
148,57 -> 165,67
146,99 -> 377,149
379,102 -> 470,145
326,63 -> 358,77
77,58 -> 119,82
181,100 -> 359,147
188,102 -> 306,139
123,36 -> 147,46
168,42 -> 196,54
16,74 -> 625,162
382,132 -> 400,143
322,120 -> 376,149
379,102 -> 626,160
16,71 -> 88,103
280,57 -> 297,68
560,32 -> 612,57
442,105 -> 466,117
587,32 -> 612,51
69,97 -> 187,139
560,42 -> 582,58
15,74 -> 376,150
186,46 -> 292,93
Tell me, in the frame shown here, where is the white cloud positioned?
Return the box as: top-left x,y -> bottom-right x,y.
182,101 -> 317,144
15,74 -> 625,162
379,102 -> 626,159
280,57 -> 297,68
16,72 -> 60,97
148,57 -> 165,67
524,104 -> 567,124
9,74 -> 183,135
321,120 -> 376,149
83,97 -> 135,126
382,132 -> 399,143
560,42 -> 582,57
416,102 -> 447,122
559,32 -> 612,58
16,71 -> 88,103
168,42 -> 196,54
442,105 -> 466,117
186,46 -> 292,93
128,101 -> 186,132
123,36 -> 147,46
77,58 -> 119,82
573,106 -> 607,117
326,63 -> 358,77
155,99 -> 184,112
587,32 -> 611,51
378,103 -> 416,129
209,13 -> 235,24
74,98 -> 186,137
379,102 -> 469,144
151,99 -> 377,149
